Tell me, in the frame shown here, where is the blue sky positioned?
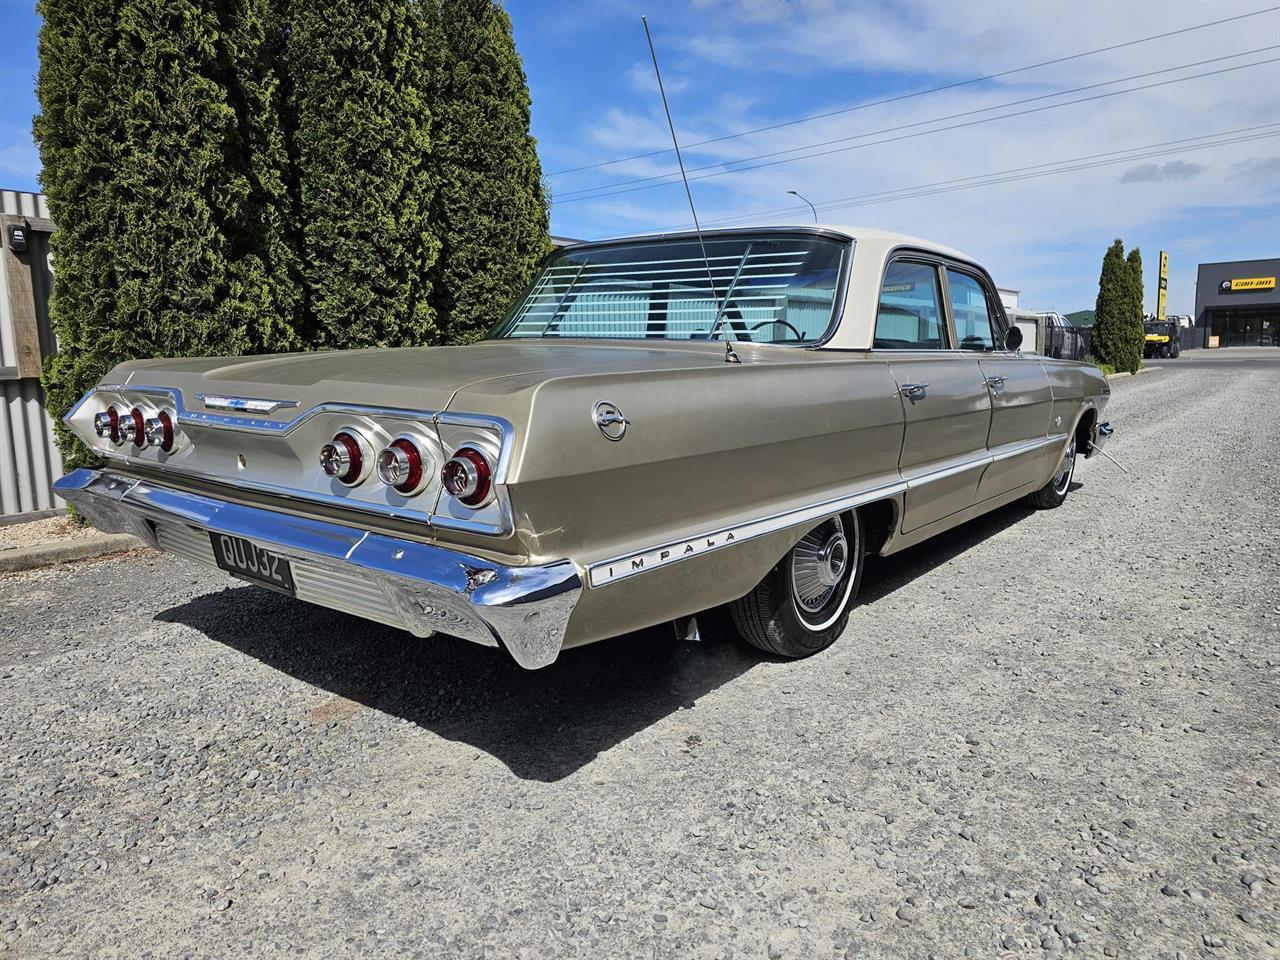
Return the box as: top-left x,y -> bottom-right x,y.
1,0 -> 1277,314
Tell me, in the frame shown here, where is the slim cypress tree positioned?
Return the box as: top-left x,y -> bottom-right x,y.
1120,246 -> 1146,372
1092,239 -> 1142,374
282,0 -> 439,349
1126,245 -> 1145,325
35,0 -> 301,468
431,0 -> 550,344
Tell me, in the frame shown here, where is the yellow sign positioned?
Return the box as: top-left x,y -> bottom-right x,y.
1219,276 -> 1276,293
1157,251 -> 1168,320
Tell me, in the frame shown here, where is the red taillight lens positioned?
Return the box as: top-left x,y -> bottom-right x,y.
143,411 -> 175,452
377,438 -> 425,494
441,447 -> 492,507
320,431 -> 364,485
94,407 -> 121,444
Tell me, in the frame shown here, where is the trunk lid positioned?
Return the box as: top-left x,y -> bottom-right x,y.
111,340 -> 732,423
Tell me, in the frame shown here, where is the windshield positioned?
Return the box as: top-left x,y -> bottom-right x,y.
492,233 -> 848,344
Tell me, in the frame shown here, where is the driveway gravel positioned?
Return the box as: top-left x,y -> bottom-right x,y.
2,363 -> 1277,958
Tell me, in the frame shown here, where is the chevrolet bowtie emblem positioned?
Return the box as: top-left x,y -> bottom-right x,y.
197,394 -> 299,415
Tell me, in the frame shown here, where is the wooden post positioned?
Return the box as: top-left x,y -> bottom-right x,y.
1,213 -> 53,380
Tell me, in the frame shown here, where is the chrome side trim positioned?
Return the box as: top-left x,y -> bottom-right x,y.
588,476 -> 908,589
903,453 -> 990,488
586,436 -> 1069,590
989,433 -> 1068,464
53,469 -> 580,670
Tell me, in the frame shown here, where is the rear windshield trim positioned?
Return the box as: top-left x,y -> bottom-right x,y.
490,228 -> 854,347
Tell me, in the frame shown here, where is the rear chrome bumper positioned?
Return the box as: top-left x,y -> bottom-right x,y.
1085,420 -> 1114,458
53,469 -> 581,669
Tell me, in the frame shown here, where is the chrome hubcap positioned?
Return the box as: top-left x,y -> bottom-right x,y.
1053,441 -> 1076,494
791,519 -> 849,613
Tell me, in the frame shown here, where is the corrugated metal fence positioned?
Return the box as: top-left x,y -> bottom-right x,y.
0,189 -> 63,523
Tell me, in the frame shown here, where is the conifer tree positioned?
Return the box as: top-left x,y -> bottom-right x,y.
282,0 -> 439,348
35,0 -> 300,467
1092,238 -> 1143,374
431,0 -> 550,344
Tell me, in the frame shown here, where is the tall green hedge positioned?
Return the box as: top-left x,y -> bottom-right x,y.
431,0 -> 551,344
35,0 -> 302,469
1092,238 -> 1143,374
284,0 -> 440,348
35,0 -> 550,465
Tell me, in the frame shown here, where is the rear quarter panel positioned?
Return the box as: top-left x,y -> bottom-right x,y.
449,351 -> 907,645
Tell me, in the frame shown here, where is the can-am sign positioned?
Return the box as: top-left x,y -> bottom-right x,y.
1218,276 -> 1276,293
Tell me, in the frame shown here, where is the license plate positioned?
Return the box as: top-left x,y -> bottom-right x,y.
210,532 -> 296,595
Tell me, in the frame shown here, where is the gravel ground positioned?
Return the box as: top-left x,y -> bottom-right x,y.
2,364 -> 1277,959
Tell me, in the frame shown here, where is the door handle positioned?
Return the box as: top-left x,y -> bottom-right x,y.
899,382 -> 929,400
985,376 -> 1007,388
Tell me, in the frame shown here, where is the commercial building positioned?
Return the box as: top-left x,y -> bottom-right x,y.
1192,258 -> 1280,348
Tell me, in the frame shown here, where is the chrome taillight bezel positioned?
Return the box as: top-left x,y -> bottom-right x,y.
143,410 -> 177,452
320,427 -> 373,486
118,408 -> 146,448
376,434 -> 431,496
441,446 -> 494,507
93,407 -> 121,445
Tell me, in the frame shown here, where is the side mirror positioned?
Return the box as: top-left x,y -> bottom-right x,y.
1003,326 -> 1023,352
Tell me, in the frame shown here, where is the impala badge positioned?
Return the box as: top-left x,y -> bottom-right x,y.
593,399 -> 629,441
197,394 -> 298,415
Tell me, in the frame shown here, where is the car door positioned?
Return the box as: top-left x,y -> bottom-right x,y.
943,267 -> 1055,502
872,258 -> 993,534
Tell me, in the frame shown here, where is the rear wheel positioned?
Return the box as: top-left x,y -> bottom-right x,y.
1026,439 -> 1076,509
729,511 -> 864,658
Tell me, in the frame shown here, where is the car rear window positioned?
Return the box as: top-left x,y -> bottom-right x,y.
492,233 -> 847,344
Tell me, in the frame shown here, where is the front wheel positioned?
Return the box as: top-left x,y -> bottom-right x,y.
728,511 -> 864,658
1026,439 -> 1076,509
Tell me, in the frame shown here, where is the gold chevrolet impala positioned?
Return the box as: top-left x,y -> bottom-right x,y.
55,225 -> 1112,668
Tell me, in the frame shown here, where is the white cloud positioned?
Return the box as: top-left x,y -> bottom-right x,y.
551,0 -> 1280,313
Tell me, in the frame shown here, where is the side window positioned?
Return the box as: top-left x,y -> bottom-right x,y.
946,270 -> 998,351
874,261 -> 948,349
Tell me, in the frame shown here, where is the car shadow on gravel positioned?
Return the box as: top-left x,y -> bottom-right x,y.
156,497 -> 1047,782
858,499 -> 1040,605
157,586 -> 758,782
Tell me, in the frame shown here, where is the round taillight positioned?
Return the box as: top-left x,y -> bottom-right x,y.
118,408 -> 146,447
377,438 -> 426,494
144,411 -> 175,452
93,407 -> 120,444
320,430 -> 365,485
441,447 -> 492,507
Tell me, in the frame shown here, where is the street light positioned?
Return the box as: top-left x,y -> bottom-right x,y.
787,190 -> 817,223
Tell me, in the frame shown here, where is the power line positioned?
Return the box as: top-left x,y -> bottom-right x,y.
555,48 -> 1280,201
652,126 -> 1280,232
683,124 -> 1280,227
545,4 -> 1280,178
553,56 -> 1280,205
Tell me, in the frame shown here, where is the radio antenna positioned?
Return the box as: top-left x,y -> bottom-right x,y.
641,15 -> 739,363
